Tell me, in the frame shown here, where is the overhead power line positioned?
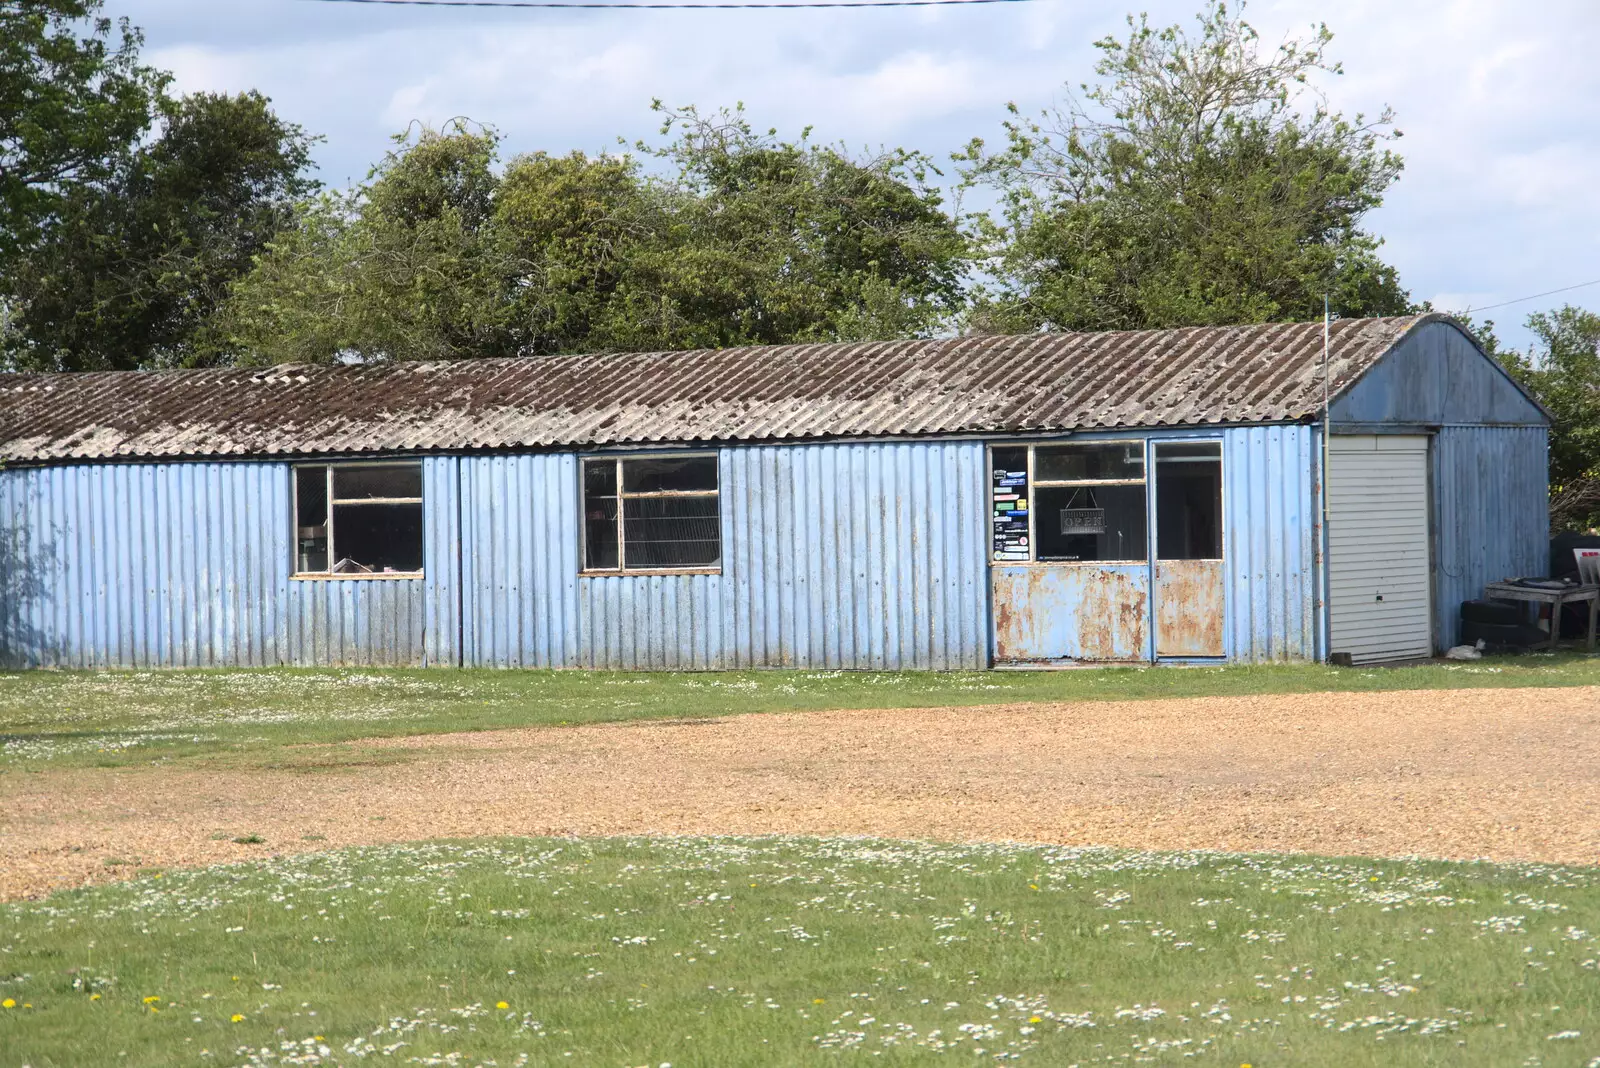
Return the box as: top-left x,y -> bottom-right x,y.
1465,277 -> 1600,315
303,0 -> 1038,9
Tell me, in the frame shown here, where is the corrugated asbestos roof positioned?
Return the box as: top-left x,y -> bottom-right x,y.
0,314 -> 1440,463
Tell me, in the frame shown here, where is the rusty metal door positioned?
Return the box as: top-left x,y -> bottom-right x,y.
1152,442 -> 1225,657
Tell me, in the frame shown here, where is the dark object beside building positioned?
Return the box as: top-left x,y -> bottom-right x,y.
1548,532 -> 1600,633
1550,532 -> 1600,579
1458,598 -> 1542,652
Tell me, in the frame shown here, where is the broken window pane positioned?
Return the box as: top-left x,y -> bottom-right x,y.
295,462 -> 423,576
331,502 -> 424,573
583,455 -> 721,571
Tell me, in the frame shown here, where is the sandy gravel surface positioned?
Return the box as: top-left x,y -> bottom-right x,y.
4,685 -> 1599,899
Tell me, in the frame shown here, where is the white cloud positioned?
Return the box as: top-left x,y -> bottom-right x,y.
133,0 -> 1600,349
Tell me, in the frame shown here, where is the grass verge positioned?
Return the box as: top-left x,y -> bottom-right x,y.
1,655 -> 1598,770
1,837 -> 1597,1066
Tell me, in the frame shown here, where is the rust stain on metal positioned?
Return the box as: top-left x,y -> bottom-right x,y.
0,316 -> 1437,464
992,573 -> 1041,661
1077,568 -> 1149,661
993,566 -> 1148,662
993,595 -> 1016,648
1155,560 -> 1226,657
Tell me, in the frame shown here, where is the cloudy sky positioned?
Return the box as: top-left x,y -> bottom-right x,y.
122,0 -> 1598,349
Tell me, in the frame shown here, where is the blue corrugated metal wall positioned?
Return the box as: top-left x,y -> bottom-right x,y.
458,453 -> 582,669
721,444 -> 988,670
0,445 -> 988,670
0,435 -> 1309,669
1432,426 -> 1549,648
0,423 -> 1536,669
1224,425 -> 1319,661
0,462 -> 285,668
456,442 -> 988,669
423,456 -> 463,667
0,459 -> 451,668
1331,321 -> 1546,427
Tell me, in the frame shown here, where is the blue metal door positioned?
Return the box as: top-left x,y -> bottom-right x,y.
1151,441 -> 1225,657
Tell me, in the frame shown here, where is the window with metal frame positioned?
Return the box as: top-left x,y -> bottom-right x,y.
582,455 -> 721,572
293,463 -> 424,576
990,442 -> 1149,564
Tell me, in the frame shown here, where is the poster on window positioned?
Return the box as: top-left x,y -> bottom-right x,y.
991,465 -> 1030,561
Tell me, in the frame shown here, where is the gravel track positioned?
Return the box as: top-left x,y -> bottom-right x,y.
3,684 -> 1598,899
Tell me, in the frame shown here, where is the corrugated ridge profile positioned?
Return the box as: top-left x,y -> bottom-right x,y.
0,315 -> 1433,464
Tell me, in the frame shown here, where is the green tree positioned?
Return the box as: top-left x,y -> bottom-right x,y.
1501,305 -> 1600,532
621,103 -> 967,349
961,1 -> 1409,333
217,106 -> 968,363
214,121 -> 519,364
4,91 -> 317,370
493,148 -> 665,355
0,0 -> 166,261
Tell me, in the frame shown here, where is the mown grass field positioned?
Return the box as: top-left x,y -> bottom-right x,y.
2,654 -> 1599,770
2,837 -> 1598,1067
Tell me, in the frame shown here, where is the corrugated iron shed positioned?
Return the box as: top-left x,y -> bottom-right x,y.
0,315 -> 1440,464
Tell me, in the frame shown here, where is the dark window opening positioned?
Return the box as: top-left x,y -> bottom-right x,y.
295,466 -> 329,573
335,464 -> 422,500
1035,442 -> 1144,482
1036,483 -> 1148,562
332,503 -> 423,573
624,495 -> 721,568
583,460 -> 620,571
294,463 -> 424,576
583,455 -> 721,572
623,456 -> 718,494
1155,443 -> 1223,560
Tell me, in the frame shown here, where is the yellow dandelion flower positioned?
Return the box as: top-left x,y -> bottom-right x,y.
143,995 -> 161,1004
90,994 -> 101,1001
2,999 -> 14,1009
813,998 -> 825,1004
1029,884 -> 1039,890
314,1036 -> 324,1041
231,1014 -> 245,1023
1029,1016 -> 1042,1023
496,1001 -> 509,1010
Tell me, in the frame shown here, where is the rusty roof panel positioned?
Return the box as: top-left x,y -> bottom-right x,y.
0,315 -> 1435,464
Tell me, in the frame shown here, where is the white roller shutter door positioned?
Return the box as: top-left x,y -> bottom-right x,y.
1328,435 -> 1433,664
